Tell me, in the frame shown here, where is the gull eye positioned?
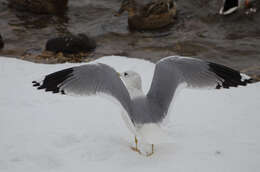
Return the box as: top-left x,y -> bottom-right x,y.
124,72 -> 128,77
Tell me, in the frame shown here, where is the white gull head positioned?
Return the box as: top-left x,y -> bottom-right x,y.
119,70 -> 144,99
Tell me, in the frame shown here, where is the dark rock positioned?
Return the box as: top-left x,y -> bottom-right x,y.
8,0 -> 68,14
46,34 -> 96,54
0,34 -> 4,49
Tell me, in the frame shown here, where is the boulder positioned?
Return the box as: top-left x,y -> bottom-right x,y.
46,34 -> 96,54
8,0 -> 68,14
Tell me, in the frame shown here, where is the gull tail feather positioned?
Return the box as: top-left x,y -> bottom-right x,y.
138,124 -> 173,144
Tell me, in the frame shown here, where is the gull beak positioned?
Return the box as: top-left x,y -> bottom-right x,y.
117,72 -> 121,77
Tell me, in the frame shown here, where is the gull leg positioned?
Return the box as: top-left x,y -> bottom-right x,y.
135,136 -> 138,150
146,144 -> 154,157
131,136 -> 141,154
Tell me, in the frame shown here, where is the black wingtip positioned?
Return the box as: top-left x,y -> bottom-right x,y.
32,67 -> 73,94
222,0 -> 238,13
32,81 -> 41,87
208,62 -> 252,89
61,90 -> 66,95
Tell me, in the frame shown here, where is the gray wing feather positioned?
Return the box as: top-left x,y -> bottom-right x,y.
147,56 -> 252,115
33,63 -> 133,116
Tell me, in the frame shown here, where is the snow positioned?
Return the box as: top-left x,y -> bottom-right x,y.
0,56 -> 260,172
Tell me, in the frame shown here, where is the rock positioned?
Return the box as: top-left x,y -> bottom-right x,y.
8,0 -> 68,14
45,34 -> 96,54
0,34 -> 4,49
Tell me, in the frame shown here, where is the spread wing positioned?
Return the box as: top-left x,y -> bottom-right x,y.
146,56 -> 252,116
32,63 -> 133,117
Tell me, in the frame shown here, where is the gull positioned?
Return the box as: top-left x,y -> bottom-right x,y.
32,56 -> 252,156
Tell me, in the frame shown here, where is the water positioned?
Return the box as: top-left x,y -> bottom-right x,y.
0,0 -> 259,79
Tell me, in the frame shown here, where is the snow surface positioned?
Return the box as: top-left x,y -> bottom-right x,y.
0,56 -> 260,172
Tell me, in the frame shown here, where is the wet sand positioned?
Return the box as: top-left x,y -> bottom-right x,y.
0,0 -> 260,79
